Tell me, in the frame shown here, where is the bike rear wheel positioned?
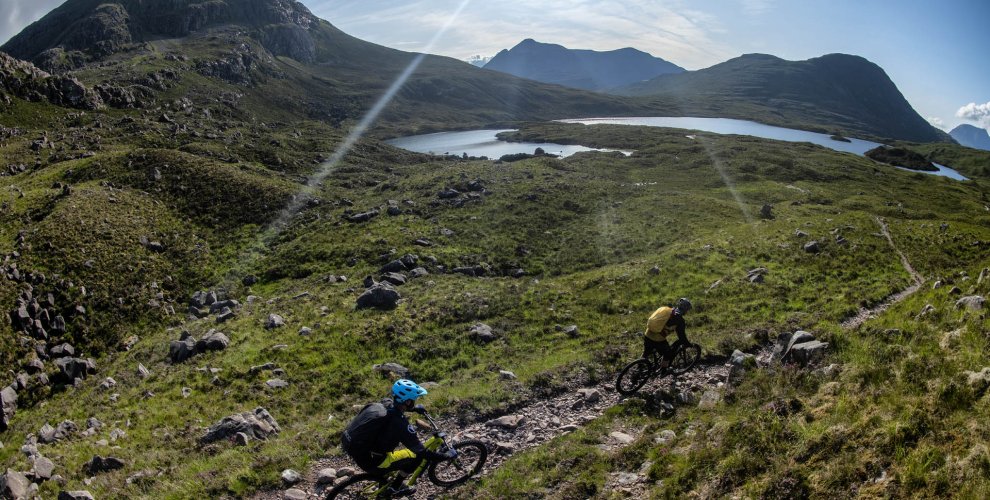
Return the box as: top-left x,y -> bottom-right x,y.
616,358 -> 653,395
670,343 -> 701,375
324,473 -> 384,499
427,439 -> 488,486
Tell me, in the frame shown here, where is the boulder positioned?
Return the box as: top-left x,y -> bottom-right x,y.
609,431 -> 635,445
380,260 -> 405,273
499,370 -> 517,380
955,295 -> 985,311
469,323 -> 496,343
284,489 -> 307,500
803,241 -> 821,253
137,363 -> 151,379
169,337 -> 197,363
781,331 -> 816,362
298,326 -> 312,336
196,330 -> 230,352
577,388 -> 602,403
50,343 -> 75,358
356,283 -> 401,310
281,469 -> 301,485
199,407 -> 280,444
789,341 -> 829,366
32,456 -> 55,480
655,430 -> 677,445
266,379 -> 289,389
55,357 -> 90,382
730,349 -> 756,367
794,229 -> 809,238
316,468 -> 337,485
84,456 -> 125,475
0,470 -> 30,499
372,362 -> 410,378
216,308 -> 236,323
759,204 -> 774,219
39,423 -> 57,443
380,272 -> 407,286
487,414 -> 525,430
266,314 -> 286,329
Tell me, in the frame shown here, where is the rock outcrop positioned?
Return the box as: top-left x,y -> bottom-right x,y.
200,407 -> 280,445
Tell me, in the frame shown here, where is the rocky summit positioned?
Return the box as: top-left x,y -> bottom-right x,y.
0,1 -> 989,499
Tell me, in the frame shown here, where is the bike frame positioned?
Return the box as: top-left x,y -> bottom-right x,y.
359,412 -> 448,496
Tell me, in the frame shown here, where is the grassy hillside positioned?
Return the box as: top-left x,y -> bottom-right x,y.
1,101 -> 988,497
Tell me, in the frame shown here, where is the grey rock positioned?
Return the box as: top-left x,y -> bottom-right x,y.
100,377 -> 116,390
380,272 -> 407,286
955,295 -> 985,311
284,488 -> 307,500
487,414 -> 525,430
200,407 -> 281,444
609,431 -> 635,444
794,229 -> 809,238
380,260 -> 405,273
250,363 -> 277,374
356,282 -> 400,310
298,326 -> 312,336
409,267 -> 429,278
803,240 -> 821,253
266,379 -> 289,389
169,337 -> 197,363
243,275 -> 259,286
281,469 -> 302,485
182,387 -> 192,398
469,323 -> 496,343
729,350 -> 755,367
577,388 -> 602,403
655,429 -> 677,444
1,470 -> 30,499
372,362 -> 410,378
782,331 -> 816,362
196,330 -> 230,352
137,363 -> 151,378
39,423 -> 57,443
498,370 -> 517,380
316,468 -> 337,485
84,455 -> 125,474
789,340 -> 829,366
33,455 -> 55,480
216,308 -> 236,323
562,324 -> 579,337
50,343 -> 75,358
266,314 -> 286,329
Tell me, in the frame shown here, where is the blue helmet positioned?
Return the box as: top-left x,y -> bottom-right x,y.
392,379 -> 427,403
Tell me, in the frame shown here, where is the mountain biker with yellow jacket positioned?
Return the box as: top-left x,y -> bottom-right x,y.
642,298 -> 692,367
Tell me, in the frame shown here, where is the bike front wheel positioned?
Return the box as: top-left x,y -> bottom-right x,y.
670,343 -> 701,375
324,472 -> 384,499
427,439 -> 488,486
616,358 -> 653,395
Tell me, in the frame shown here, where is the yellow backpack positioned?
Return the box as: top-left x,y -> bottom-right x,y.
645,306 -> 674,342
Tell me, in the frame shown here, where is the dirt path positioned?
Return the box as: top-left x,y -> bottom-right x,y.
254,358 -> 732,499
840,216 -> 924,330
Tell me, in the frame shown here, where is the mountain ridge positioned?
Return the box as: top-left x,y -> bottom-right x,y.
483,38 -> 685,91
614,52 -> 950,143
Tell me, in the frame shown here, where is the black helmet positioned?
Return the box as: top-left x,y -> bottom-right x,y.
675,297 -> 692,312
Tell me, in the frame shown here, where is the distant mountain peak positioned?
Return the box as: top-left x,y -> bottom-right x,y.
949,124 -> 990,151
483,39 -> 684,91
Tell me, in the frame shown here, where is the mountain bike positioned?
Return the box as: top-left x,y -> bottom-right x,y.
615,341 -> 701,395
325,409 -> 488,499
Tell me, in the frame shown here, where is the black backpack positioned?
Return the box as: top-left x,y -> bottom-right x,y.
342,401 -> 390,450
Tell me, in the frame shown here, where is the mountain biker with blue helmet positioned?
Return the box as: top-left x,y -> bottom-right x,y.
341,379 -> 456,494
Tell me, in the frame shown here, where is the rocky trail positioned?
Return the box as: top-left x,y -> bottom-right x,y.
255,355 -> 738,500
840,216 -> 925,330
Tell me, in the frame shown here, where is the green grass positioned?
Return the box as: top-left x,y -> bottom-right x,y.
1,99 -> 989,498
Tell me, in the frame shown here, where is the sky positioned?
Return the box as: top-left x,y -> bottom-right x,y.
3,0 -> 989,132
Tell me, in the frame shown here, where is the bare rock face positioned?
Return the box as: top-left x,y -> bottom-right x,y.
0,53 -> 104,109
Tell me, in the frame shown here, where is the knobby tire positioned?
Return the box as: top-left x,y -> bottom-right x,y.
616,358 -> 653,395
670,343 -> 701,375
324,472 -> 384,499
427,439 -> 488,486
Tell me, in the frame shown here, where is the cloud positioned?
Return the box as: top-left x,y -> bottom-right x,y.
1,0 -> 64,46
927,116 -> 945,130
308,0 -> 735,70
956,102 -> 990,126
